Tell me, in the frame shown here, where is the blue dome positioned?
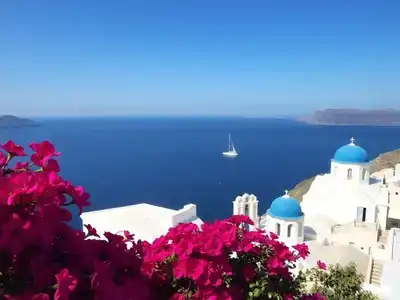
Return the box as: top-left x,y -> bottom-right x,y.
267,193 -> 303,219
333,139 -> 369,163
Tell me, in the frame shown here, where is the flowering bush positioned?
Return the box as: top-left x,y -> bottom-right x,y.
142,216 -> 326,299
0,140 -> 149,299
303,263 -> 378,300
0,140 -> 324,299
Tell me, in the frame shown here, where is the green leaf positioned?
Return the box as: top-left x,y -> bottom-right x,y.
253,288 -> 261,298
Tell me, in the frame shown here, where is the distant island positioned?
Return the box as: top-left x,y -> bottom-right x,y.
0,115 -> 37,128
297,109 -> 400,125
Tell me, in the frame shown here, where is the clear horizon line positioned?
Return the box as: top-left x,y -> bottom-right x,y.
29,115 -> 295,120
19,114 -> 297,120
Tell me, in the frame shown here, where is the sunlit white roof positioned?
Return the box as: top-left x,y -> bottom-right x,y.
81,203 -> 203,243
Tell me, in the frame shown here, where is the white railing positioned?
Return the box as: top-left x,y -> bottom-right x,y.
365,255 -> 374,284
375,220 -> 381,242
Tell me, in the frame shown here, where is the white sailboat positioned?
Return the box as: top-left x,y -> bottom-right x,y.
222,133 -> 238,157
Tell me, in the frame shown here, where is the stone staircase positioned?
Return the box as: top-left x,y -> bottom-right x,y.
370,259 -> 383,286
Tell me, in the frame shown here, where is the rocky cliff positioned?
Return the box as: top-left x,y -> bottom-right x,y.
289,149 -> 400,202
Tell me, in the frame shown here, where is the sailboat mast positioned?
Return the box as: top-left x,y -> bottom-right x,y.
228,133 -> 231,151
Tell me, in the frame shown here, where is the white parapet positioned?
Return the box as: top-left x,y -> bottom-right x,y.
81,203 -> 203,243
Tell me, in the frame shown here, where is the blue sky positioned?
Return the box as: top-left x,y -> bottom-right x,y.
1,1 -> 399,117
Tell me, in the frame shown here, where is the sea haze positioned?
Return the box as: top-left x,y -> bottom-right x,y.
1,117 -> 400,229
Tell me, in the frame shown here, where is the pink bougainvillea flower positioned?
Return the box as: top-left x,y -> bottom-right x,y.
33,293 -> 51,300
29,140 -> 60,158
4,293 -> 51,300
42,158 -> 60,172
84,224 -> 100,238
299,293 -> 326,300
269,232 -> 279,240
122,230 -> 134,241
54,268 -> 77,300
293,243 -> 309,259
13,161 -> 30,171
198,234 -> 224,256
7,171 -> 39,205
0,177 -> 8,204
242,264 -> 256,282
226,214 -> 254,226
103,231 -> 121,243
32,293 -> 51,300
266,256 -> 283,269
170,293 -> 186,300
317,260 -> 327,270
173,257 -> 208,281
1,140 -> 26,156
30,141 -> 61,168
0,151 -> 7,166
274,243 -> 295,262
284,293 -> 294,300
69,185 -> 90,214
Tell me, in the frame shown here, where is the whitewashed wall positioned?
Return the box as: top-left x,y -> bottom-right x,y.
330,161 -> 370,185
302,176 -> 380,225
265,215 -> 304,246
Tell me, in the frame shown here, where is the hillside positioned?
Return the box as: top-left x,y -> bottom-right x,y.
297,109 -> 400,125
0,115 -> 37,128
289,148 -> 400,202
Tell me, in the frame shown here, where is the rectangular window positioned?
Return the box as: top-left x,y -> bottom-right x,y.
347,168 -> 353,180
287,224 -> 293,237
356,206 -> 367,222
275,223 -> 281,236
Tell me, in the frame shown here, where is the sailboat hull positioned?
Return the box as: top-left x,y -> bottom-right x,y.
223,133 -> 238,157
222,151 -> 238,157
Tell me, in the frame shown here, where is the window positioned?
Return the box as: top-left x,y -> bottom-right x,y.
244,204 -> 249,216
275,223 -> 281,236
356,206 -> 367,222
347,168 -> 353,180
287,224 -> 293,237
362,169 -> 367,180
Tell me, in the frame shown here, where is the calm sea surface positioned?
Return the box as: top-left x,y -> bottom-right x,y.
1,117 -> 400,228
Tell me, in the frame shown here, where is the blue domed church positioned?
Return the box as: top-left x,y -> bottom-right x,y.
265,190 -> 305,246
330,137 -> 370,185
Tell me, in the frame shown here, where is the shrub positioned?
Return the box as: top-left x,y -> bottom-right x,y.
304,262 -> 378,300
0,140 -> 324,299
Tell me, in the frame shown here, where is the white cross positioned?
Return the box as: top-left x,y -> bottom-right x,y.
350,137 -> 355,144
284,189 -> 289,195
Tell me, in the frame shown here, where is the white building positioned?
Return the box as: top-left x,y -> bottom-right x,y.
301,138 -> 400,253
80,203 -> 203,243
234,137 -> 400,299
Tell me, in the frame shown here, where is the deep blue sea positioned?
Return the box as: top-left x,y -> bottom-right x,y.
1,117 -> 400,229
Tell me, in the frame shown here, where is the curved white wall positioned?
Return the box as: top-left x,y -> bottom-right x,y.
265,215 -> 304,246
330,160 -> 370,185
